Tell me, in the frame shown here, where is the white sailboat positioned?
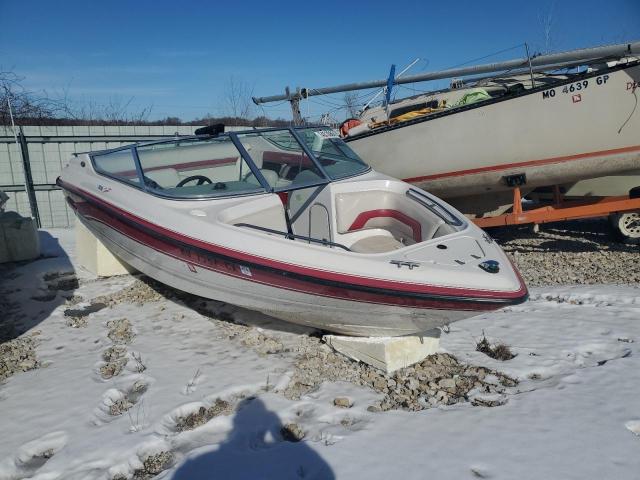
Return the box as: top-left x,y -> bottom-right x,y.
254,42 -> 640,218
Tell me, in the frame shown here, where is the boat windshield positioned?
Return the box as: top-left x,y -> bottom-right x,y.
234,129 -> 327,192
89,127 -> 369,199
263,127 -> 370,181
136,136 -> 265,198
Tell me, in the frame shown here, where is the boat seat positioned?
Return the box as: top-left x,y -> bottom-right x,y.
349,234 -> 404,254
336,191 -> 449,242
347,209 -> 422,242
144,168 -> 181,188
244,169 -> 292,188
245,169 -> 279,187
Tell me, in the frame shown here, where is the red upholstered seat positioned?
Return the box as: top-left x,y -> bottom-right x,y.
347,209 -> 422,243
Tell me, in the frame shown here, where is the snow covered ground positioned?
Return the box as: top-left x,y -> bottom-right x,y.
1,228 -> 639,480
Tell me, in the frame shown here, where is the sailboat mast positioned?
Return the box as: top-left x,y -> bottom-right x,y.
253,41 -> 640,106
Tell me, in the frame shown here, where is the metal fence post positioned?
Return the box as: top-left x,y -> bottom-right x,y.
18,126 -> 41,228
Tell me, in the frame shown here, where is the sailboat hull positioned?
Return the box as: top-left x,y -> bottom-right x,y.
347,62 -> 640,215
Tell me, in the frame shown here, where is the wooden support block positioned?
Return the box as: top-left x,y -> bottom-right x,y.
324,331 -> 440,373
75,218 -> 135,277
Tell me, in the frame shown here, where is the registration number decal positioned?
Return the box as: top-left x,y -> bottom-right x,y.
541,74 -> 610,100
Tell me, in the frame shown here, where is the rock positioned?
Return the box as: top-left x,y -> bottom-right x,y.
281,423 -> 305,442
436,390 -> 448,400
109,397 -> 134,416
372,378 -> 386,391
438,378 -> 456,389
406,377 -> 420,391
99,357 -> 127,379
333,397 -> 353,408
471,396 -> 506,407
102,345 -> 127,362
498,375 -> 518,388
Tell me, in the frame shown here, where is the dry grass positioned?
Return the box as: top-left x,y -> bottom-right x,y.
476,333 -> 516,361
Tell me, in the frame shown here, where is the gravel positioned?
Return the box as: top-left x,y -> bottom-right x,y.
100,356 -> 128,380
283,337 -> 517,412
491,219 -> 640,286
0,333 -> 40,382
132,451 -> 174,479
109,380 -> 148,416
175,398 -> 233,432
45,272 -> 79,292
94,278 -> 166,307
239,331 -> 286,355
106,318 -> 135,345
102,345 -> 127,363
89,277 -> 519,412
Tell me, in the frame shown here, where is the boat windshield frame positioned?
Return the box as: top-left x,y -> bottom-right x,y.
86,126 -> 371,200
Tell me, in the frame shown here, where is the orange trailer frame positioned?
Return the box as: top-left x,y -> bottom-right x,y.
473,186 -> 640,228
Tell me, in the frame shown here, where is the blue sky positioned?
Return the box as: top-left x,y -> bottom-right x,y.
1,0 -> 639,122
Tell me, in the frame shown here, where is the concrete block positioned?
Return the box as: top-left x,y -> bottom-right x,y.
75,218 -> 135,277
324,332 -> 440,373
0,212 -> 40,263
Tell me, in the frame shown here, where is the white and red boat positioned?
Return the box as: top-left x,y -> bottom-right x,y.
58,126 -> 527,336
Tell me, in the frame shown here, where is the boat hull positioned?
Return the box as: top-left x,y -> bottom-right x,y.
67,192 -> 522,337
347,63 -> 640,215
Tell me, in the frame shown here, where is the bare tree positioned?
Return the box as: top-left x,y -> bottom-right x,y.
343,91 -> 360,118
101,96 -> 152,123
0,70 -> 65,124
1,69 -> 289,127
221,75 -> 254,122
1,70 -> 155,126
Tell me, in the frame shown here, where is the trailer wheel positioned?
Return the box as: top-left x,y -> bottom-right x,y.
609,212 -> 640,244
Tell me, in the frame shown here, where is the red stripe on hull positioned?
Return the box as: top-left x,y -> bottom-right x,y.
403,144 -> 640,183
59,180 -> 527,303
76,204 -> 504,310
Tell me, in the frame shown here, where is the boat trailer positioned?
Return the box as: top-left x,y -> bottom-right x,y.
473,186 -> 640,241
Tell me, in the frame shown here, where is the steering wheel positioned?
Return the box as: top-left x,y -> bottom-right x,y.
176,175 -> 213,187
